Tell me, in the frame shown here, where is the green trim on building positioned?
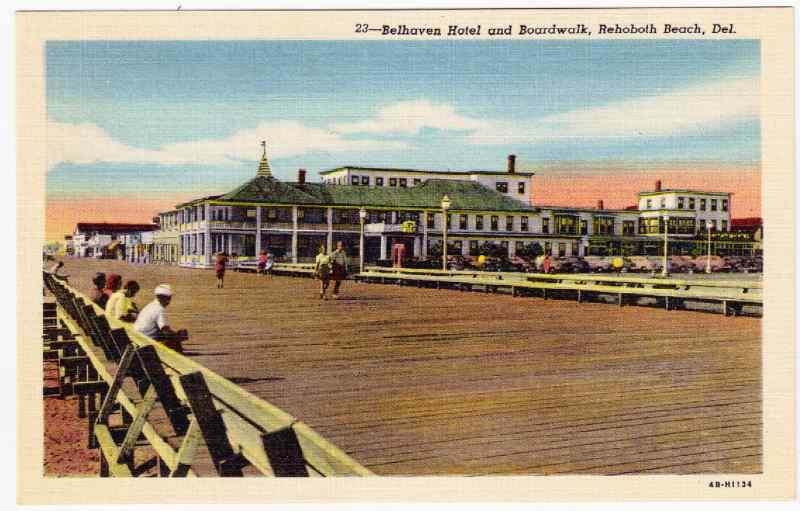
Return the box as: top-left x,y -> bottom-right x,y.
320,165 -> 535,177
638,190 -> 730,197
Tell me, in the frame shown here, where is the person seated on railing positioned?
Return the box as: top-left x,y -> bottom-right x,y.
106,280 -> 141,322
134,283 -> 187,353
103,273 -> 123,304
89,272 -> 108,307
46,261 -> 69,283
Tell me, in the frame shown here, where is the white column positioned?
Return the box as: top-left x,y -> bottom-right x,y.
204,204 -> 212,266
255,206 -> 262,257
379,235 -> 388,260
291,206 -> 299,263
462,241 -> 470,256
326,207 -> 333,252
508,240 -> 516,258
413,236 -> 421,257
422,212 -> 429,258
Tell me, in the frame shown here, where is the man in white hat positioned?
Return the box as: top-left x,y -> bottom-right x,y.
134,283 -> 187,352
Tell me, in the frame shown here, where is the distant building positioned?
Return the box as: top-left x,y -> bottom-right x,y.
70,222 -> 159,258
637,180 -> 732,237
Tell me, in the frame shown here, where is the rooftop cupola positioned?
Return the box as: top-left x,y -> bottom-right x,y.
256,140 -> 272,178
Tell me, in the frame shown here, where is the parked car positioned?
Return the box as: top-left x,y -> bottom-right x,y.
583,256 -> 612,273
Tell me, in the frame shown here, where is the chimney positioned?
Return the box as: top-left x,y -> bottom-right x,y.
597,199 -> 604,210
297,168 -> 307,184
507,154 -> 516,174
655,179 -> 662,192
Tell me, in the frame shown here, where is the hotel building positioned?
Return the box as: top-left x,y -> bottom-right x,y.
141,147 -> 736,268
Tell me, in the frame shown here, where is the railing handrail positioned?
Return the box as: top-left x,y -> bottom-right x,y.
47,275 -> 372,477
361,266 -> 762,290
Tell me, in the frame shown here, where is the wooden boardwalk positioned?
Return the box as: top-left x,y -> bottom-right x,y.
60,259 -> 762,475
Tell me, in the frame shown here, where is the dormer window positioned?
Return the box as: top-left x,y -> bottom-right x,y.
351,175 -> 359,185
518,182 -> 525,194
496,182 -> 508,193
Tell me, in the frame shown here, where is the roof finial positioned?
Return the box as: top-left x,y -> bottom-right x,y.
256,140 -> 272,178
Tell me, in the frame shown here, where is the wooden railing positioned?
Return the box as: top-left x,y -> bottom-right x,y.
355,267 -> 762,316
42,272 -> 372,477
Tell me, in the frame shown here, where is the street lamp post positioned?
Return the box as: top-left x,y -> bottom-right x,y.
441,195 -> 451,271
358,206 -> 367,274
705,219 -> 713,274
662,215 -> 670,277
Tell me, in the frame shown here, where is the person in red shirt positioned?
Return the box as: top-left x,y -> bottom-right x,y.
103,273 -> 123,302
215,252 -> 229,288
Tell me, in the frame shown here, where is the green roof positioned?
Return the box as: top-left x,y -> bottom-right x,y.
207,176 -> 535,212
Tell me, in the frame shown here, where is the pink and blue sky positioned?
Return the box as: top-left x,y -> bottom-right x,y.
46,40 -> 760,241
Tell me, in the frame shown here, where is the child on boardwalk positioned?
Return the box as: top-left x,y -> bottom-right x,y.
314,245 -> 332,300
215,251 -> 228,288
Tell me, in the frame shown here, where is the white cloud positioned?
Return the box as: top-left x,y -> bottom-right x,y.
468,76 -> 760,145
331,99 -> 485,136
47,76 -> 759,169
46,119 -> 409,170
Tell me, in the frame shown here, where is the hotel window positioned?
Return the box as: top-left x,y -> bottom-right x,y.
677,197 -> 685,209
459,214 -> 468,230
518,182 -> 526,194
593,216 -> 615,235
554,215 -> 579,235
361,176 -> 369,186
700,198 -> 707,210
689,197 -> 696,209
469,240 -> 479,256
711,219 -> 717,231
660,197 -> 666,208
476,215 -> 484,230
646,199 -> 652,209
389,178 -> 397,187
506,216 -> 514,231
571,241 -> 580,257
446,214 -> 452,229
545,241 -> 552,255
399,178 -> 408,188
521,216 -> 529,231
721,220 -> 728,231
580,219 -> 588,235
643,217 -> 661,234
413,178 -> 422,186
490,216 -> 499,231
558,243 -> 567,257
427,213 -> 435,229
376,177 -> 384,186
351,175 -> 360,185
711,199 -> 718,211
496,182 -> 508,193
623,220 -> 635,236
542,217 -> 550,234
722,199 -> 729,212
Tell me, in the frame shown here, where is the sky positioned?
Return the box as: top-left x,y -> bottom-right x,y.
45,39 -> 761,240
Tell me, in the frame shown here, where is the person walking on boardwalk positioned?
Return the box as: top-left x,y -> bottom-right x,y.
134,284 -> 187,352
215,251 -> 228,288
106,280 -> 141,322
330,241 -> 349,299
257,249 -> 269,276
89,272 -> 108,307
314,244 -> 332,300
